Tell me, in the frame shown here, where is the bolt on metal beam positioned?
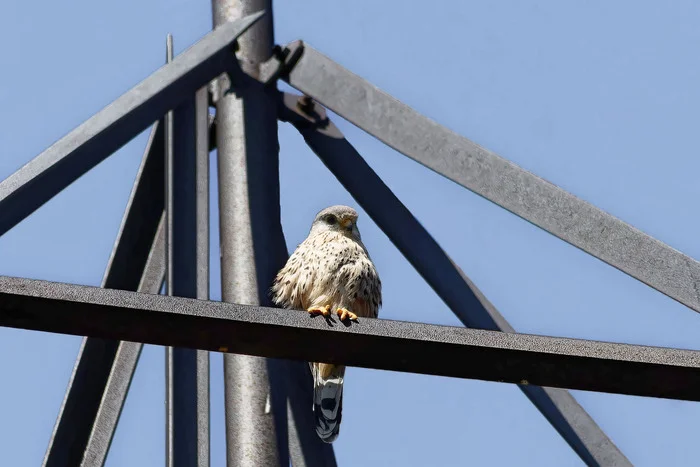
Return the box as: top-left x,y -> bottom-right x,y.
279,41 -> 700,316
0,12 -> 264,239
210,3 -> 288,466
165,34 -> 210,467
1,277 -> 700,402
278,91 -> 631,467
42,120 -> 165,467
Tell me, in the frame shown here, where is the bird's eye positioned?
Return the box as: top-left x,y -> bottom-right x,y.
326,215 -> 337,225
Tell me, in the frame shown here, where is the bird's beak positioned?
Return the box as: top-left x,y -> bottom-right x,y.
340,217 -> 354,229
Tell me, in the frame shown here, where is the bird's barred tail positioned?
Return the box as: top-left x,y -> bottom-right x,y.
311,362 -> 345,443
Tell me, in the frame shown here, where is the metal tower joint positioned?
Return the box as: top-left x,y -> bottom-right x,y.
209,39 -> 304,121
259,40 -> 305,86
207,42 -> 294,105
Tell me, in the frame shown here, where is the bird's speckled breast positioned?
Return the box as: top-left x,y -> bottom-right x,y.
271,230 -> 381,318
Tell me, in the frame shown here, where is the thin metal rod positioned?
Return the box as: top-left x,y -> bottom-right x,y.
165,34 -> 206,467
211,1 -> 288,466
194,84 -> 211,467
80,217 -> 166,467
280,41 -> 700,315
0,12 -> 263,239
2,276 -> 700,402
42,121 -> 165,467
278,92 -> 631,467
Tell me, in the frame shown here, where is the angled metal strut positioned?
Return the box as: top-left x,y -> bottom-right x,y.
43,122 -> 165,467
278,91 -> 631,467
0,12 -> 264,239
278,40 -> 700,316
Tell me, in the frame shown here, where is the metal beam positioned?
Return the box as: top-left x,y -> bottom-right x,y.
165,34 -> 209,467
2,277 -> 700,401
0,11 -> 264,238
43,121 -> 165,467
211,1 -> 288,466
278,92 -> 631,466
279,41 -> 700,315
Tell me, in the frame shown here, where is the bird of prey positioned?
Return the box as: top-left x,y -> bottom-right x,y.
271,205 -> 382,443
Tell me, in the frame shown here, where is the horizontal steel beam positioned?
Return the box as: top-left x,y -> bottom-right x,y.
277,91 -> 631,467
0,11 -> 264,238
1,276 -> 699,402
279,41 -> 700,315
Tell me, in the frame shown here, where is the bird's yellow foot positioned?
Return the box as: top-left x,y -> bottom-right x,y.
337,307 -> 359,322
308,305 -> 331,317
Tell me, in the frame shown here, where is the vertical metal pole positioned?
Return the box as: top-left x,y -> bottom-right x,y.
211,2 -> 289,466
165,34 -> 209,467
194,84 -> 211,467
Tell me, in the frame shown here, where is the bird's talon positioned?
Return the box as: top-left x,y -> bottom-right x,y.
307,305 -> 331,317
336,308 -> 358,322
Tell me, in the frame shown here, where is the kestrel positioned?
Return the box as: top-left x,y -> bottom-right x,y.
271,205 -> 382,443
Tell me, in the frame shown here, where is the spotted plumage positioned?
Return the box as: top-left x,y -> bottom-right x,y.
270,205 -> 382,443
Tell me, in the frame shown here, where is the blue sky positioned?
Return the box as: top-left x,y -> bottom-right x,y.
2,1 -> 700,465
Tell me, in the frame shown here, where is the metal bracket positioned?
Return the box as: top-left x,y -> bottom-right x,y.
260,40 -> 305,86
277,90 -> 328,132
208,41 -> 301,112
208,40 -> 304,148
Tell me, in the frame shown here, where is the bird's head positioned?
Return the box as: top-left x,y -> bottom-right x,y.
310,205 -> 362,240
